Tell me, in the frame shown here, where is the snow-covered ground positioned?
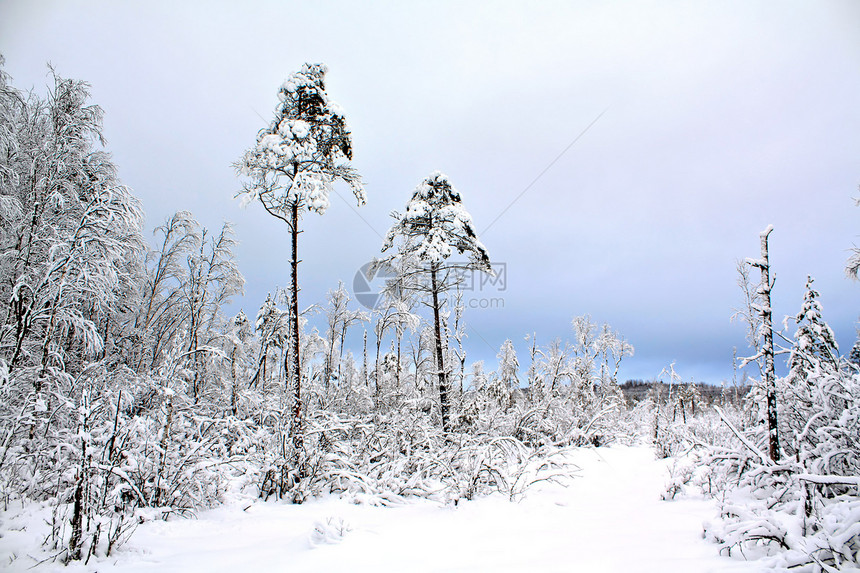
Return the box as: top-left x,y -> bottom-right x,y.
2,446 -> 764,572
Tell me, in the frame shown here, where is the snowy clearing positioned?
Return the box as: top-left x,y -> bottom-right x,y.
2,446 -> 763,572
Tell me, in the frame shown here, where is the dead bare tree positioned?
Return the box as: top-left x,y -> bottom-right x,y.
741,225 -> 780,461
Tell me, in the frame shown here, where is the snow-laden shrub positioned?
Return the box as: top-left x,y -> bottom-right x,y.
255,404 -> 575,506
0,364 -> 146,562
463,379 -> 634,450
700,363 -> 860,570
309,516 -> 352,547
650,402 -> 746,461
0,359 -> 271,564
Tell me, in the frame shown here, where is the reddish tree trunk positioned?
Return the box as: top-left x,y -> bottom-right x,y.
289,201 -> 304,463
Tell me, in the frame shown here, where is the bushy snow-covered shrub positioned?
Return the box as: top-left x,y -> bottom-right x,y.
254,405 -> 575,507
0,364 -> 146,562
700,363 -> 860,570
0,359 -> 274,563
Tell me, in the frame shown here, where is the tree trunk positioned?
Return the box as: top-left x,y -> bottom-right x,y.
758,227 -> 780,462
430,264 -> 451,433
100,313 -> 111,361
362,330 -> 368,387
396,331 -> 402,395
338,324 -> 348,384
155,392 -> 173,505
68,451 -> 85,562
374,330 -> 382,405
8,197 -> 42,371
323,327 -> 335,392
288,201 -> 304,463
230,345 -> 239,416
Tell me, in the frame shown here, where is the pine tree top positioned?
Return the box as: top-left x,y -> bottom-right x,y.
237,63 -> 364,217
790,276 -> 839,375
382,171 -> 491,272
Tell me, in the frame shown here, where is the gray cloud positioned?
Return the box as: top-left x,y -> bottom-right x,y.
1,0 -> 857,384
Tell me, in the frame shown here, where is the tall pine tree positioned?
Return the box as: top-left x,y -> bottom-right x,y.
237,64 -> 364,467
380,171 -> 490,432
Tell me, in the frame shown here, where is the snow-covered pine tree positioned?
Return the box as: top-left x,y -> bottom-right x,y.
237,64 -> 364,464
380,171 -> 491,432
849,337 -> 860,368
789,276 -> 838,380
782,276 -> 839,459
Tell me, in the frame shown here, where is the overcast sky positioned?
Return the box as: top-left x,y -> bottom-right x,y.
2,1 -> 858,384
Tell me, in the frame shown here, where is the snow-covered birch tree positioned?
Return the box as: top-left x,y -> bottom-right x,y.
236,64 -> 364,464
132,211 -> 199,373
491,339 -> 519,409
182,222 -> 244,402
321,282 -> 351,392
372,299 -> 418,409
0,67 -> 144,387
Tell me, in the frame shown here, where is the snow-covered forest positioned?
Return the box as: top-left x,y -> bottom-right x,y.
0,52 -> 858,571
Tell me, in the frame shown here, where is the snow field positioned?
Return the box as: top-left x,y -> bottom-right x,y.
2,446 -> 767,572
